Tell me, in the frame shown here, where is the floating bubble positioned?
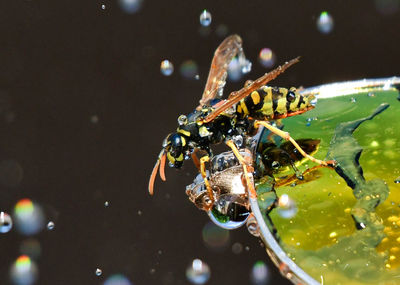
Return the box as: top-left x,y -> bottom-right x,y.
232,242 -> 243,254
47,221 -> 55,230
0,211 -> 12,233
118,0 -> 143,14
180,60 -> 199,79
250,261 -> 269,285
13,199 -> 45,235
317,11 -> 334,34
259,48 -> 275,68
96,268 -> 102,276
374,0 -> 399,15
103,274 -> 132,285
208,194 -> 250,230
186,259 -> 211,285
19,239 -> 41,259
202,221 -> 230,249
199,10 -> 212,27
160,60 -> 174,76
277,194 -> 297,219
10,255 -> 38,285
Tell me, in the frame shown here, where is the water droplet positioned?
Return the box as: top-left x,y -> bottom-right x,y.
232,242 -> 243,254
149,268 -> 156,274
186,259 -> 211,284
277,194 -> 297,219
228,58 -> 243,82
13,199 -> 45,235
138,210 -> 142,216
104,201 -> 110,207
90,115 -> 99,124
103,274 -> 133,285
202,221 -> 230,249
259,48 -> 275,68
158,249 -> 163,255
208,194 -> 250,230
95,268 -> 102,276
199,10 -> 212,27
47,221 -> 55,230
241,59 -> 252,74
118,0 -> 143,14
10,255 -> 38,285
160,60 -> 174,76
350,97 -> 356,103
245,246 -> 250,251
101,4 -> 106,10
317,11 -> 334,34
250,261 -> 269,285
0,211 -> 12,233
246,215 -> 260,237
195,74 -> 200,80
306,122 -> 311,127
180,60 -> 199,79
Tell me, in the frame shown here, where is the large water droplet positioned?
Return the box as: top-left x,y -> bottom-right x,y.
250,261 -> 269,285
317,11 -> 334,34
259,48 -> 275,68
13,199 -> 45,235
10,255 -> 38,285
186,259 -> 211,284
199,10 -> 212,27
160,60 -> 174,76
277,194 -> 297,219
0,211 -> 12,233
208,194 -> 250,230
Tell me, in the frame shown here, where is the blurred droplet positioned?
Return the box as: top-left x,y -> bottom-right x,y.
186,259 -> 211,285
199,10 -> 212,27
259,48 -> 275,68
103,274 -> 132,285
317,11 -> 334,34
19,239 -> 41,259
375,0 -> 399,15
101,4 -> 106,10
96,268 -> 102,276
0,160 -> 24,187
208,195 -> 250,230
202,221 -> 230,250
277,194 -> 298,219
13,199 -> 45,235
232,242 -> 243,254
47,221 -> 55,230
228,57 -> 242,82
104,201 -> 110,207
149,268 -> 156,274
118,0 -> 143,14
250,261 -> 269,285
0,211 -> 12,233
180,60 -> 199,80
195,74 -> 200,80
10,255 -> 38,285
215,24 -> 229,37
160,60 -> 174,76
90,115 -> 99,124
137,210 -> 142,216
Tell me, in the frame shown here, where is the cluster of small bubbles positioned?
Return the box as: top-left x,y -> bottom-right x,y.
101,4 -> 106,10
202,221 -> 230,250
103,274 -> 133,285
96,268 -> 102,276
215,24 -> 228,37
350,97 -> 356,103
13,199 -> 45,236
0,211 -> 12,233
186,259 -> 211,285
317,11 -> 334,34
232,242 -> 243,254
180,60 -> 199,80
90,115 -> 99,124
19,239 -> 41,259
250,261 -> 269,285
104,201 -> 110,207
46,221 -> 55,230
246,215 -> 260,237
199,10 -> 212,27
374,0 -> 399,15
10,255 -> 38,285
277,194 -> 297,219
259,48 -> 275,68
160,60 -> 174,76
118,0 -> 143,14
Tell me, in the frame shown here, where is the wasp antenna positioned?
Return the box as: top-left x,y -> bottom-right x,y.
148,158 -> 160,195
159,152 -> 167,181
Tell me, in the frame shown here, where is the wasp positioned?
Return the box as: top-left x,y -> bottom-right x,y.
149,34 -> 334,207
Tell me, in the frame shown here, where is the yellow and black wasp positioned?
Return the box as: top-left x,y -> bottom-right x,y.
149,34 -> 334,207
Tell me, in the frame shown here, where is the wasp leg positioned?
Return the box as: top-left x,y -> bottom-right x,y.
254,120 -> 336,166
191,149 -> 201,170
199,155 -> 215,203
225,140 -> 257,199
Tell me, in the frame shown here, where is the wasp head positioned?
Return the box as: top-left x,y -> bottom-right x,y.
164,132 -> 189,168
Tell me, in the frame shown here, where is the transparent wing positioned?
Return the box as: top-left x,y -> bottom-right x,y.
197,35 -> 243,110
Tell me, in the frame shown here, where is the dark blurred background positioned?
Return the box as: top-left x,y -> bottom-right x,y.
0,0 -> 399,284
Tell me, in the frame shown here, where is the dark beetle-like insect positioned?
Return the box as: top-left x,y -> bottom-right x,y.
149,35 -> 334,208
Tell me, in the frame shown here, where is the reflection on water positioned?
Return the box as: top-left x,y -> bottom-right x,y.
257,87 -> 400,284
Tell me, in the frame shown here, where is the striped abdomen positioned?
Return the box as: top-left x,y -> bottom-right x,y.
236,86 -> 315,120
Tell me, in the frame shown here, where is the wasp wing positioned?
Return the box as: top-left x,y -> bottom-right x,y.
197,34 -> 243,110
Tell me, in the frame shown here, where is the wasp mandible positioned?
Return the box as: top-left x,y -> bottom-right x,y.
149,34 -> 334,207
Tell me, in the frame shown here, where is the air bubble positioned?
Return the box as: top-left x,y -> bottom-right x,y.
160,60 -> 174,76
277,194 -> 297,219
250,261 -> 269,285
47,221 -> 55,230
199,10 -> 212,27
0,211 -> 12,233
186,259 -> 211,284
317,11 -> 334,34
259,48 -> 275,68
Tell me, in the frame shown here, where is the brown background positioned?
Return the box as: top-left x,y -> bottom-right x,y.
0,0 -> 399,284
